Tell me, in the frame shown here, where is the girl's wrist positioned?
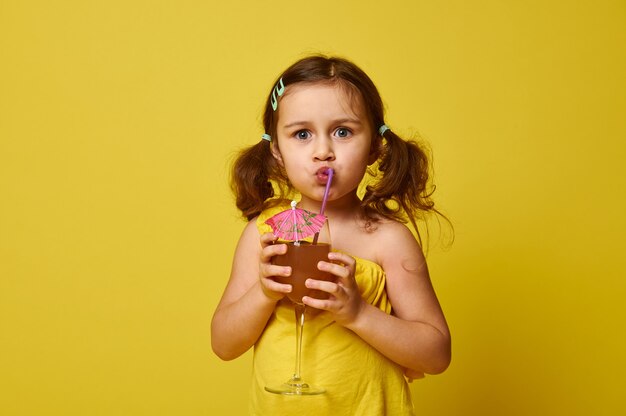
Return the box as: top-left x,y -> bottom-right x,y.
339,298 -> 369,331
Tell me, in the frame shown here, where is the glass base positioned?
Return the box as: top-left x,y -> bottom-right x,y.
265,377 -> 325,396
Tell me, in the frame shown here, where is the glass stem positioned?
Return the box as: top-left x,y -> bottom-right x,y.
293,303 -> 306,381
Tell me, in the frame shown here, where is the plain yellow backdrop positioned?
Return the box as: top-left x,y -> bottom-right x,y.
1,0 -> 625,415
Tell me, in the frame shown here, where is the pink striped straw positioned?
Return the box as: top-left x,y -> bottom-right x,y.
312,168 -> 333,245
320,168 -> 334,215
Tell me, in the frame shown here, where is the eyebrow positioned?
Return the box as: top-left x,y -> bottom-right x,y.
282,118 -> 363,129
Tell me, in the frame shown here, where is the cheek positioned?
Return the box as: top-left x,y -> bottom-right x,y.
351,147 -> 373,168
339,156 -> 369,183
281,159 -> 305,181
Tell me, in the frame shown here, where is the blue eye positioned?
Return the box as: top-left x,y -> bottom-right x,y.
336,128 -> 351,138
296,130 -> 310,140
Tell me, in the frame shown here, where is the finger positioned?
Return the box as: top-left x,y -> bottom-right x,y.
263,278 -> 292,294
305,278 -> 341,297
404,369 -> 425,382
326,252 -> 357,280
317,260 -> 351,282
260,242 -> 287,263
260,232 -> 278,248
259,259 -> 290,278
327,251 -> 356,268
302,294 -> 332,311
261,263 -> 292,279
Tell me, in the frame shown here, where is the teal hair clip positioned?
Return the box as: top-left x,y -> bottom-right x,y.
270,77 -> 286,111
261,133 -> 272,142
378,124 -> 390,136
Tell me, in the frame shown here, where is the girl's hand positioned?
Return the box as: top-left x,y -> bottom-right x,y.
404,368 -> 425,382
302,251 -> 365,326
258,232 -> 292,301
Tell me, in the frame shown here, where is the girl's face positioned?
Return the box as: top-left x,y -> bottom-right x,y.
272,82 -> 377,209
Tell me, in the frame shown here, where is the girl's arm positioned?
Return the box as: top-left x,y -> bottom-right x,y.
211,220 -> 292,360
303,222 -> 451,375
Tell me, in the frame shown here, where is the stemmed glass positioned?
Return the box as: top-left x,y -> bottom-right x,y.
264,217 -> 332,395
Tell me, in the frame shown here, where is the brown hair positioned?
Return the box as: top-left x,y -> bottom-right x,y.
231,55 -> 450,244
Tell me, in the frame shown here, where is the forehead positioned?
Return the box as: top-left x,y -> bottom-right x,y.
277,81 -> 367,122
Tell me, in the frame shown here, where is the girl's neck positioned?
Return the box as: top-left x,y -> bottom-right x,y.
298,192 -> 361,221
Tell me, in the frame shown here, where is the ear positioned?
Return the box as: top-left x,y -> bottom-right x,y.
368,136 -> 382,165
270,141 -> 284,166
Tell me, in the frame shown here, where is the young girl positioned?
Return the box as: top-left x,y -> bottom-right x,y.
211,55 -> 451,415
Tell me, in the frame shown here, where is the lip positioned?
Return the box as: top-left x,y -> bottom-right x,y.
315,167 -> 333,184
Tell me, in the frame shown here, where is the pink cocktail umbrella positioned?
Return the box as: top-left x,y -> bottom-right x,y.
265,200 -> 327,243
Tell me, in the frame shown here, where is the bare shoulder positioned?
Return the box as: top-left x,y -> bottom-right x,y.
234,217 -> 262,265
371,219 -> 424,265
240,216 -> 262,242
371,218 -> 417,240
336,216 -> 424,267
365,219 -> 432,293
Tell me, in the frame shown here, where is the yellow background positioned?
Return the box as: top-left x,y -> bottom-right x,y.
1,1 -> 625,414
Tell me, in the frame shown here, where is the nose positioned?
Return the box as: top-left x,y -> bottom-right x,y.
313,136 -> 335,161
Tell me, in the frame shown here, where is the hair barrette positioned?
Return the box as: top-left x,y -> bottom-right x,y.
270,77 -> 286,111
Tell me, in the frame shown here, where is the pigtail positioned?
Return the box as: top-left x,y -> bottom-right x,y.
231,141 -> 283,221
362,130 -> 445,245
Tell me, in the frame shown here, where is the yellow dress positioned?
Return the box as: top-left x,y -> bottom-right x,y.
250,205 -> 415,415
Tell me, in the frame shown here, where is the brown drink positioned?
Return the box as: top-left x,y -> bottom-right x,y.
273,242 -> 333,304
